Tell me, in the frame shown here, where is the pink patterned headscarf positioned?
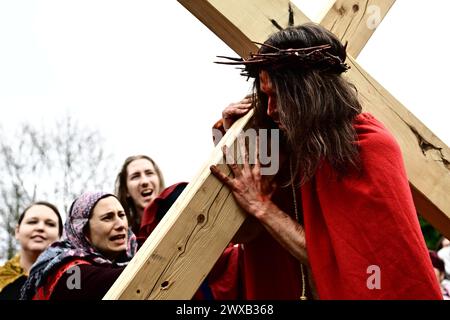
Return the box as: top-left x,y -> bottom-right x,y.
21,191 -> 137,299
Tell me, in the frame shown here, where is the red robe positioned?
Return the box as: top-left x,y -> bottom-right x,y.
140,113 -> 441,300
241,113 -> 442,299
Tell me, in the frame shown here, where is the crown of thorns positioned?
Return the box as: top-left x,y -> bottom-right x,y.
215,42 -> 350,78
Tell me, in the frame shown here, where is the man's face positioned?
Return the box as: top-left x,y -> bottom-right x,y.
259,70 -> 285,130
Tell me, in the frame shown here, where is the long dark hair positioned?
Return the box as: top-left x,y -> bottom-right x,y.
18,201 -> 63,237
252,23 -> 362,184
115,155 -> 165,231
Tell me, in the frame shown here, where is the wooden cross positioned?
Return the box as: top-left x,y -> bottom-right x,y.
104,0 -> 450,299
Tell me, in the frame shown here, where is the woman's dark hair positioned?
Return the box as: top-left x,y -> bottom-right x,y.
18,201 -> 63,236
252,23 -> 362,184
115,155 -> 165,230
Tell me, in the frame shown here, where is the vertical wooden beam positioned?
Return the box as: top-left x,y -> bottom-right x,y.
177,0 -> 311,57
320,0 -> 396,57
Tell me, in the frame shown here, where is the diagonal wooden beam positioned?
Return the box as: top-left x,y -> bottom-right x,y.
104,112 -> 253,299
105,0 -> 450,300
320,0 -> 396,57
347,57 -> 450,237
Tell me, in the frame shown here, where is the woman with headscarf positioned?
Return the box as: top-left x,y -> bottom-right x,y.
20,191 -> 137,300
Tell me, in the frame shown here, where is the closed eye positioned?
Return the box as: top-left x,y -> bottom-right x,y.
101,212 -> 114,221
45,221 -> 57,227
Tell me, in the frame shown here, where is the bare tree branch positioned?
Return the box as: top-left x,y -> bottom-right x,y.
0,113 -> 114,260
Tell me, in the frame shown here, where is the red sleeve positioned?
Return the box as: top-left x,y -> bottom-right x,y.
33,259 -> 90,300
137,183 -> 188,248
50,262 -> 124,300
207,244 -> 243,300
302,113 -> 442,299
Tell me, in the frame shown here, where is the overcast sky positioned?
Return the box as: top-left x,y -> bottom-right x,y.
1,0 -> 449,188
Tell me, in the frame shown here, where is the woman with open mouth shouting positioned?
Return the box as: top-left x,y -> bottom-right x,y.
115,155 -> 165,234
